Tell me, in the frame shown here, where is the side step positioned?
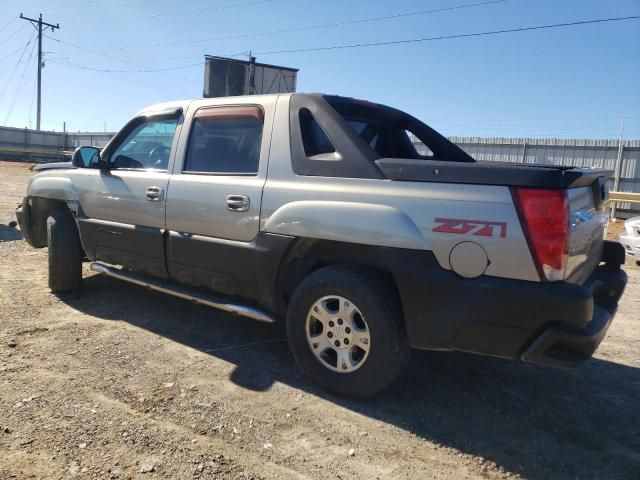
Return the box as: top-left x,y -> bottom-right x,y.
89,262 -> 276,323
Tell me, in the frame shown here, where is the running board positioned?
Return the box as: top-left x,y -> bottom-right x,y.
89,262 -> 276,323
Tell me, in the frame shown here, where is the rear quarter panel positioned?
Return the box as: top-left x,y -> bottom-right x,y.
262,95 -> 539,282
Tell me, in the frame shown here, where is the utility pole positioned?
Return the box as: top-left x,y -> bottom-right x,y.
248,51 -> 257,95
19,13 -> 60,131
611,115 -> 625,220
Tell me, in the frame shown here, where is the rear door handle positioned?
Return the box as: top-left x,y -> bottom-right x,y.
226,195 -> 250,212
145,186 -> 164,201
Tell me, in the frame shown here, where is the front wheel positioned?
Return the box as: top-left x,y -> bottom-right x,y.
286,265 -> 409,397
47,208 -> 84,293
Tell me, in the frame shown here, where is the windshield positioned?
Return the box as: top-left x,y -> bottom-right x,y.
324,95 -> 475,163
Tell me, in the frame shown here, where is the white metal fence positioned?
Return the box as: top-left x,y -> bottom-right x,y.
0,126 -> 113,161
1,126 -> 638,212
448,137 -> 640,212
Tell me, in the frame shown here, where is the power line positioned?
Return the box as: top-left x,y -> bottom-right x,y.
0,23 -> 29,47
39,0 -> 102,12
4,38 -> 38,125
0,33 -> 36,102
0,17 -> 17,35
94,0 -> 509,51
47,50 -> 247,73
27,68 -> 38,128
0,39 -> 34,64
40,0 -> 161,15
48,59 -> 192,97
64,0 -> 274,24
256,15 -> 640,55
47,57 -> 203,73
43,14 -> 640,99
44,34 -> 206,84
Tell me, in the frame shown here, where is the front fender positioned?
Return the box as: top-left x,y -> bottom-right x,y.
28,174 -> 78,202
263,201 -> 429,250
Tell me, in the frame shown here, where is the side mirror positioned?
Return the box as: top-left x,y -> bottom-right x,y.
72,146 -> 102,169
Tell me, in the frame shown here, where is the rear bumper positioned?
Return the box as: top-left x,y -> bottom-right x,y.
386,241 -> 627,368
520,260 -> 626,367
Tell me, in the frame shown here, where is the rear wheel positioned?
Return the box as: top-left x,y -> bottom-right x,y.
287,265 -> 409,397
47,208 -> 83,293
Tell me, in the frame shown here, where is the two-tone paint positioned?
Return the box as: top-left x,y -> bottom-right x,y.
18,92 -> 621,364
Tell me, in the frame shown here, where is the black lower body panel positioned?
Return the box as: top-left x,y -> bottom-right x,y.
520,261 -> 626,367
385,241 -> 627,366
165,231 -> 294,313
77,217 -> 167,279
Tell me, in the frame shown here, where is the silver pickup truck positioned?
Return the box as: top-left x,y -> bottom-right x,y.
16,93 -> 627,396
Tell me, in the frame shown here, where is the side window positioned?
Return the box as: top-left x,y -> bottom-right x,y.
110,118 -> 178,170
405,130 -> 434,158
299,108 -> 335,157
347,120 -> 379,148
184,106 -> 263,175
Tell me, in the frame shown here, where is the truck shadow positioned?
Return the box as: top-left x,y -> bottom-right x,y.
0,224 -> 22,242
64,273 -> 640,480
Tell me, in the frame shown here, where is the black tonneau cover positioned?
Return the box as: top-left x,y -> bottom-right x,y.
376,158 -> 612,190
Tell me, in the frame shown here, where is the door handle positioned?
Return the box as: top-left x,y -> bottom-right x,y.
226,195 -> 250,212
145,186 -> 164,201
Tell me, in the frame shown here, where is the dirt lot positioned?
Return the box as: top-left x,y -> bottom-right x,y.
1,160 -> 638,480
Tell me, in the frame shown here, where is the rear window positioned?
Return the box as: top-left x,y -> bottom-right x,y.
324,95 -> 473,163
299,108 -> 336,157
343,118 -> 425,159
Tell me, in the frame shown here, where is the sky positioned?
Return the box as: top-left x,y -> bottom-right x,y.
0,0 -> 638,138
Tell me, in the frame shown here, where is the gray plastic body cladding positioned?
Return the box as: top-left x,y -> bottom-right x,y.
77,217 -> 167,278
165,231 -> 294,308
89,262 -> 276,323
382,247 -> 594,355
262,95 -> 539,282
16,197 -> 36,247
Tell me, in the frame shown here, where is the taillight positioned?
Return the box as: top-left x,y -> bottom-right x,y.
512,188 -> 569,281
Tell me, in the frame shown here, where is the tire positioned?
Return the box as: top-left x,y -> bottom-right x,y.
287,265 -> 409,397
47,208 -> 83,293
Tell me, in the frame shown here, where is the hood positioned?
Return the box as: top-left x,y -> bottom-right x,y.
31,161 -> 75,172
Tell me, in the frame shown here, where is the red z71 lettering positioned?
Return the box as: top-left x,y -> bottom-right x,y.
433,218 -> 507,238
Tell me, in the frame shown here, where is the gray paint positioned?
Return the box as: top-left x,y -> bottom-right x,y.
25,93 -> 617,286
449,242 -> 489,279
261,95 -> 539,282
166,96 -> 278,242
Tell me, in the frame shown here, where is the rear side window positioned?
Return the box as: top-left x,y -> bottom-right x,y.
324,95 -> 474,163
184,106 -> 264,174
299,108 -> 335,157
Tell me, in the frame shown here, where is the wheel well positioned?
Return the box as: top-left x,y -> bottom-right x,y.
277,239 -> 402,312
27,197 -> 69,248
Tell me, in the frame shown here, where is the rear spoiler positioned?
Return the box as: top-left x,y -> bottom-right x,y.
375,158 -> 612,190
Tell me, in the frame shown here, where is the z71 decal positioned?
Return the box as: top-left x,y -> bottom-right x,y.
433,218 -> 507,238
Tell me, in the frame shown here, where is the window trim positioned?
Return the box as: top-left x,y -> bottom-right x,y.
288,94 -> 383,179
102,110 -> 182,173
298,107 -> 340,160
182,104 -> 265,176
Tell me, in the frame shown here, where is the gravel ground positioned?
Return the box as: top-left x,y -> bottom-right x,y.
1,160 -> 639,480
